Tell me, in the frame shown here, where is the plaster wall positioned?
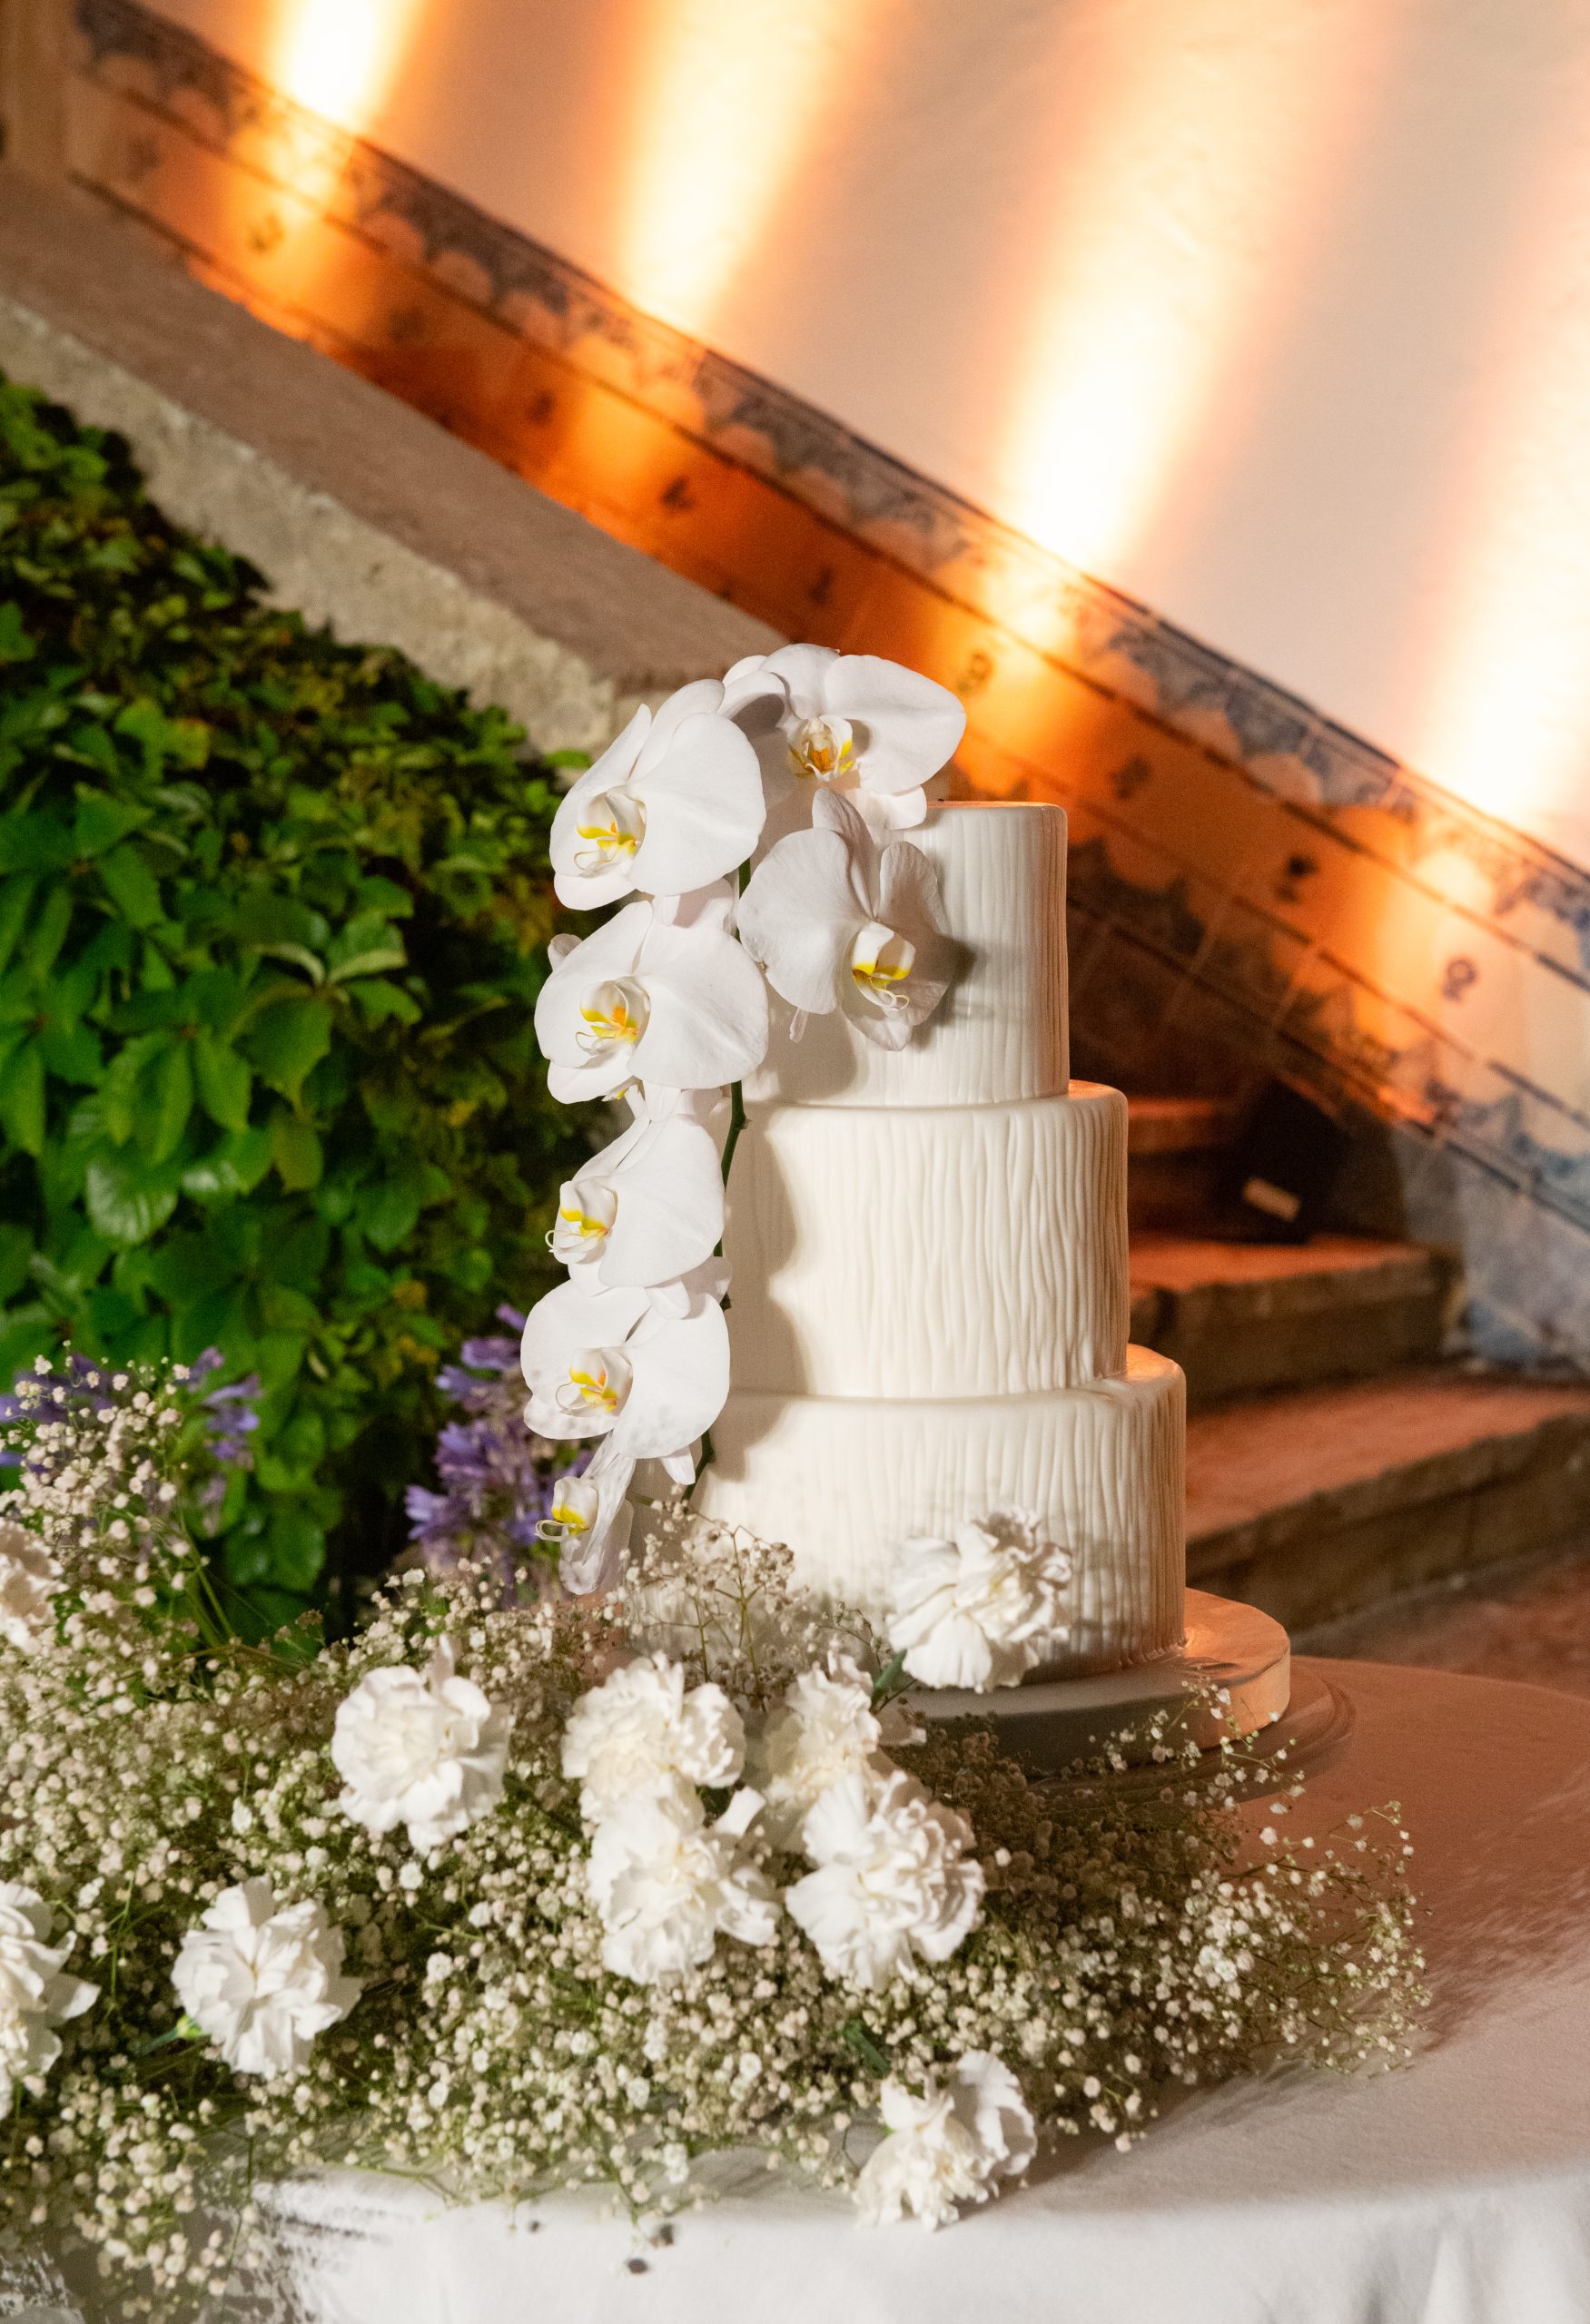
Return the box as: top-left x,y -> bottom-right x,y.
155,0 -> 1590,865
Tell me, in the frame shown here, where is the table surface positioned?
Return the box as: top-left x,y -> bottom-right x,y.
258,1659 -> 1590,2324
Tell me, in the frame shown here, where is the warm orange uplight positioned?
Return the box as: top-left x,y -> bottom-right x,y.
272,0 -> 426,133
613,0 -> 863,338
1404,116 -> 1590,855
993,1 -> 1397,590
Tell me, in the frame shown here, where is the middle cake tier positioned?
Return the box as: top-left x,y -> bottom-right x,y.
724,1083 -> 1129,1398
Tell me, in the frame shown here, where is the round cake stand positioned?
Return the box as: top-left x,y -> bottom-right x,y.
912,1589 -> 1340,1779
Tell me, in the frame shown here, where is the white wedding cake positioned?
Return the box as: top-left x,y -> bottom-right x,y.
694,800 -> 1187,1677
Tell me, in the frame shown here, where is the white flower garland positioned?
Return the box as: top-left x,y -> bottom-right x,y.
0,1364 -> 1426,2302
524,646 -> 968,1589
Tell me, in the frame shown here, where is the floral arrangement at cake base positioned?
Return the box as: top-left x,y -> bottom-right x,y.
0,1358 -> 1422,2319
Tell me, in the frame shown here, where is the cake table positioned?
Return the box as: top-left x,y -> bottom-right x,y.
255,1658 -> 1590,2324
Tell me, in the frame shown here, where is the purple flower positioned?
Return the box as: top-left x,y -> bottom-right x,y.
408,1314 -> 579,1593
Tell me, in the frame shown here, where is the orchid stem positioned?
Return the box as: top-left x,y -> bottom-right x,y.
719,1079 -> 747,1192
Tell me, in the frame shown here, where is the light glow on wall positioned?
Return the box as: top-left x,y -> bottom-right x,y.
1403,119 -> 1590,855
993,2 -> 1396,589
612,0 -> 864,337
272,0 -> 427,133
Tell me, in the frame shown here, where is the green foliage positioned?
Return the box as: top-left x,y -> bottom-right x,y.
0,374 -> 594,1626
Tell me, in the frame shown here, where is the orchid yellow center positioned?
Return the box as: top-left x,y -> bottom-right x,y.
573,784 -> 647,872
576,977 -> 649,1059
789,714 -> 856,783
538,1475 -> 600,1543
555,1347 -> 632,1421
555,1178 -> 618,1252
850,919 -> 915,1006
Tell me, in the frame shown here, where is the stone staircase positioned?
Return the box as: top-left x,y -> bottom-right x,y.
1124,1097 -> 1590,1639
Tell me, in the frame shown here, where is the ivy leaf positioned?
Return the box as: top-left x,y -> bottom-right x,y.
325,911 -> 406,986
360,1167 -> 425,1252
0,602 -> 35,665
347,977 -> 421,1025
84,1146 -> 183,1245
72,790 -> 150,859
193,1029 -> 252,1131
245,995 -> 332,1100
181,1127 -> 272,1203
22,884 -> 72,980
269,1109 -> 323,1192
36,1019 -> 102,1084
0,1039 -> 44,1157
102,1032 -> 164,1146
0,877 -> 35,976
97,843 -> 164,929
141,1039 -> 193,1165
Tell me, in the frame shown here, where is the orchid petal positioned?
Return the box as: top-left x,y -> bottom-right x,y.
629,921 -> 768,1091
737,822 -> 864,1013
612,1298 -> 729,1461
557,1110 -> 726,1291
551,689 -> 764,911
757,643 -> 839,722
825,655 -> 966,794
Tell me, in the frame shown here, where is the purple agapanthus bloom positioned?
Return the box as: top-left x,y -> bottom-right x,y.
409,1305 -> 584,1590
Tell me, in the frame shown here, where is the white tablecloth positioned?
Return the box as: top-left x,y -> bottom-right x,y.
24,1659 -> 1590,2324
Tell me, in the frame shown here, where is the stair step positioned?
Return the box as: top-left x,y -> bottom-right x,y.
1125,1096 -> 1239,1232
1125,1096 -> 1240,1155
1186,1367 -> 1590,1634
1130,1233 -> 1454,1403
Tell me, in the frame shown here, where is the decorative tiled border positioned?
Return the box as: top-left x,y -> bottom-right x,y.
56,0 -> 1590,1350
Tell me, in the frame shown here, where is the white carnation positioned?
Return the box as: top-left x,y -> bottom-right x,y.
332,1635 -> 511,1851
0,1883 -> 96,2110
785,1768 -> 983,1990
586,1779 -> 778,1984
886,1512 -> 1071,1691
745,1657 -> 895,1849
856,2051 -> 1036,2229
562,1652 -> 745,1822
0,1521 -> 61,1654
172,1878 -> 360,2078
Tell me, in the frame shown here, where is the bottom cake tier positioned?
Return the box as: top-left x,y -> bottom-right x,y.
693,1345 -> 1186,1677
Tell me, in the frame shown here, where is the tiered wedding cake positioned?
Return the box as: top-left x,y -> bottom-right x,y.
694,800 -> 1187,1678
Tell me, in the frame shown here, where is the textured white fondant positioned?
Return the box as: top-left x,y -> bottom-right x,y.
743,801 -> 1069,1108
694,1347 -> 1186,1675
724,1086 -> 1129,1397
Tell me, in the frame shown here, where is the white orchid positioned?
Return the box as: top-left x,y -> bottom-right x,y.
534,886 -> 768,1103
737,789 -> 950,1049
886,1512 -> 1072,1692
541,1441 -> 637,1597
171,1880 -> 360,2078
855,2052 -> 1036,2230
331,1637 -> 512,1851
724,645 -> 965,840
785,1767 -> 983,1991
0,1521 -> 61,1654
562,1652 -> 746,1822
549,1092 -> 725,1293
519,1267 -> 729,1464
585,1778 -> 778,1984
549,681 -> 765,911
0,1883 -> 96,2112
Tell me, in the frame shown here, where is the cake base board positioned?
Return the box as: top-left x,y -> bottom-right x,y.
912,1589 -> 1300,1774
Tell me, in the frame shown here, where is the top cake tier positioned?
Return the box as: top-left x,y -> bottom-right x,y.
743,800 -> 1070,1108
